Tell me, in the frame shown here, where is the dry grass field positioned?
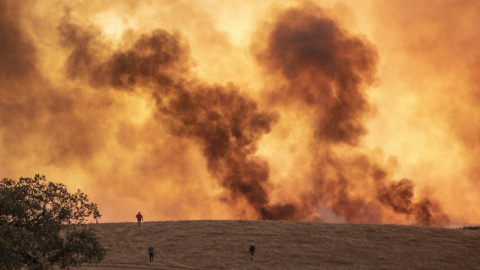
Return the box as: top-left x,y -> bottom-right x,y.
81,220 -> 480,270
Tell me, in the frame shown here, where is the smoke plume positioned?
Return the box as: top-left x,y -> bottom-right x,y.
254,4 -> 448,225
2,0 -> 479,225
56,18 -> 296,219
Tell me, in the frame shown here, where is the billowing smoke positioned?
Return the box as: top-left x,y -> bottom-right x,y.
3,0 -> 477,225
257,5 -> 377,146
377,178 -> 448,226
57,20 -> 296,220
254,5 -> 448,225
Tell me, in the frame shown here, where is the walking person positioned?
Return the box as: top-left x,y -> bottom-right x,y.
249,243 -> 255,261
148,244 -> 155,262
136,212 -> 143,227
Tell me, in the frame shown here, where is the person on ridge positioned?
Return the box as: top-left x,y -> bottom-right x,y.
148,244 -> 155,262
136,212 -> 143,227
249,243 -> 255,261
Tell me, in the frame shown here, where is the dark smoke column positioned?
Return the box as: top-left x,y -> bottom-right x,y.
258,5 -> 377,145
165,84 -> 297,220
256,5 -> 379,222
256,4 -> 448,225
58,23 -> 297,220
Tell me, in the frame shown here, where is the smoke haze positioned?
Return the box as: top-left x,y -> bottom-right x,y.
1,0 -> 478,225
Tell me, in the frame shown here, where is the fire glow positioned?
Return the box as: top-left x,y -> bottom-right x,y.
1,0 -> 479,225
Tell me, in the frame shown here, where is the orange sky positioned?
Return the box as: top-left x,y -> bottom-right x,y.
1,0 -> 479,225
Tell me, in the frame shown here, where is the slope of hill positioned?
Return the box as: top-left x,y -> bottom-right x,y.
81,220 -> 480,270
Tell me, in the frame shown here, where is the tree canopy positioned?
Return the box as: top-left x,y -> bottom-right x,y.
0,174 -> 106,269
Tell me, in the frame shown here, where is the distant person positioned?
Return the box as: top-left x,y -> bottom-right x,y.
148,244 -> 155,262
249,243 -> 255,261
136,212 -> 143,227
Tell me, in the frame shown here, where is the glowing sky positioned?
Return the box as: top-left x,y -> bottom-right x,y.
1,0 -> 479,225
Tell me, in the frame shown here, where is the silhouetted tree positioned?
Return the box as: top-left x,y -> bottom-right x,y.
0,174 -> 105,269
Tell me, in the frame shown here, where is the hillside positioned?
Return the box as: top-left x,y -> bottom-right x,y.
81,220 -> 480,270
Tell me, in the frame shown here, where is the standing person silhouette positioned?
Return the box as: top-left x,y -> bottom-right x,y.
136,212 -> 143,227
249,243 -> 255,261
148,244 -> 155,262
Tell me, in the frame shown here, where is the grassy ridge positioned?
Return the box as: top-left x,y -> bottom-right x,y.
81,220 -> 480,269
